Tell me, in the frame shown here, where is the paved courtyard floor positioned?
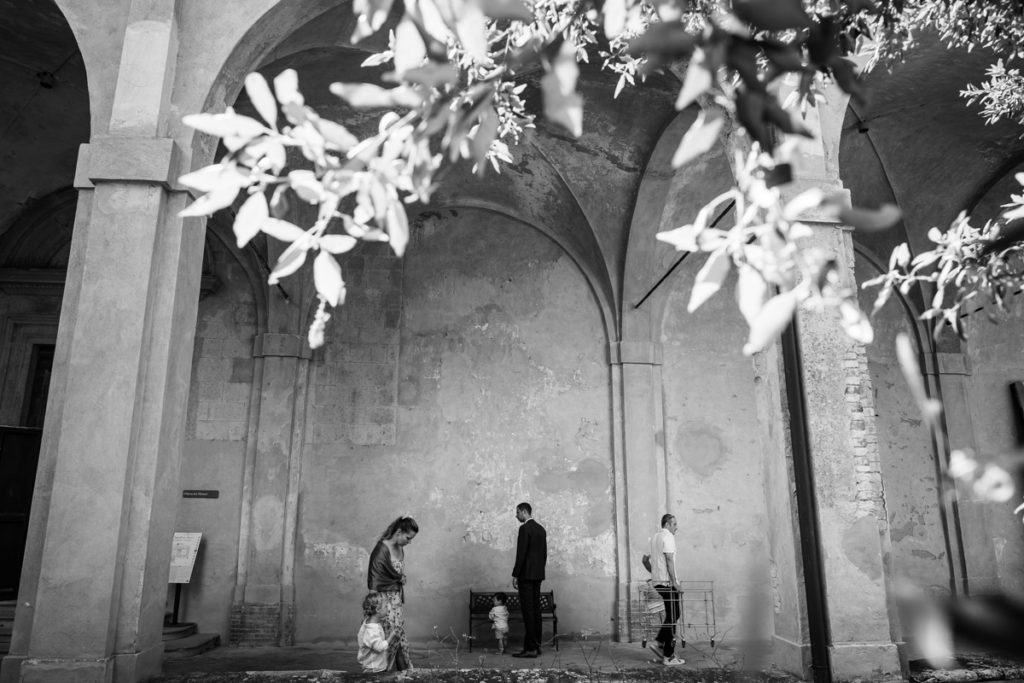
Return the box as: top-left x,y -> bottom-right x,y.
156,638 -> 786,682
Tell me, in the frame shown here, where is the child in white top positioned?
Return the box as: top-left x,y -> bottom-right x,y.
357,592 -> 393,672
488,592 -> 510,654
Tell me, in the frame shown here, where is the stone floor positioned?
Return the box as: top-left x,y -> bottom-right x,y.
153,638 -> 1024,683
155,638 -> 789,682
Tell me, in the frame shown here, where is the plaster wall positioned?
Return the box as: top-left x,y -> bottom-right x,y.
855,258 -> 951,594
293,209 -> 615,644
661,261 -> 773,644
172,236 -> 257,636
965,305 -> 1024,596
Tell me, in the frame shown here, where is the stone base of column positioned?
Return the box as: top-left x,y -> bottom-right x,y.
8,658 -> 112,683
3,639 -> 163,683
771,634 -> 811,678
613,582 -> 630,643
112,641 -> 164,682
0,655 -> 27,683
830,641 -> 905,682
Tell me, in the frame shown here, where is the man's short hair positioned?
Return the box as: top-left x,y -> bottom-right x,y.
517,502 -> 532,515
660,513 -> 675,528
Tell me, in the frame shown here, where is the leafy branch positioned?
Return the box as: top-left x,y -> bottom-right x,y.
180,0 -> 908,351
864,174 -> 1024,339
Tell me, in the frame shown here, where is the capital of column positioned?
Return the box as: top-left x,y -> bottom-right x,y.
73,137 -> 184,190
253,333 -> 312,360
608,341 -> 662,366
781,180 -> 853,230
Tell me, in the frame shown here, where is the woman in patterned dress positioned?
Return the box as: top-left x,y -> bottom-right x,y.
367,516 -> 418,670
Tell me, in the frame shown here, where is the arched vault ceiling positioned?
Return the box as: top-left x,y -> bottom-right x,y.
841,32 -> 1024,256
0,0 -> 88,240
246,43 -> 680,329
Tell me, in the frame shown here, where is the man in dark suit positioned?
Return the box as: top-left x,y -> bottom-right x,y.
511,501 -> 547,657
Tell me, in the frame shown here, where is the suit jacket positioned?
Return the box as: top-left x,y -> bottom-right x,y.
512,518 -> 547,581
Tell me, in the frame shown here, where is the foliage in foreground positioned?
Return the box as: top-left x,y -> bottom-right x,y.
178,0 -> 1023,352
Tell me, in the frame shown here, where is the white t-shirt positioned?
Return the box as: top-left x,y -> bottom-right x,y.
649,527 -> 676,585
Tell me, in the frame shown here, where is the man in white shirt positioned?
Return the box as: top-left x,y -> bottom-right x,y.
649,513 -> 684,665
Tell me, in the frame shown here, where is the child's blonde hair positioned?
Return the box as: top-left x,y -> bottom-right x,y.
362,591 -> 382,618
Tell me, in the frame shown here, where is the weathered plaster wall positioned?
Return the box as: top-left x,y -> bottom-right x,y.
855,258 -> 951,594
965,307 -> 1024,596
173,235 -> 258,636
294,208 -> 615,644
661,261 -> 773,643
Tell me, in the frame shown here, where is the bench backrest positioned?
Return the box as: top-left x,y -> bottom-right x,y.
469,591 -> 555,614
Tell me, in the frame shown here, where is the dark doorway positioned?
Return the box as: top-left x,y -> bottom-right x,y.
0,343 -> 53,599
0,427 -> 42,600
22,344 -> 54,428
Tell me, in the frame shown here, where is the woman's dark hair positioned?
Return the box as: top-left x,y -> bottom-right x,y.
379,515 -> 419,542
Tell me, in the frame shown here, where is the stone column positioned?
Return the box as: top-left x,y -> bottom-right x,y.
229,326 -> 311,645
795,228 -> 903,679
751,340 -> 812,675
608,340 -> 667,641
1,3 -> 199,681
779,83 -> 903,680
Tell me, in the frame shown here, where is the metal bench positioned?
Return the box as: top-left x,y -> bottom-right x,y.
468,589 -> 558,651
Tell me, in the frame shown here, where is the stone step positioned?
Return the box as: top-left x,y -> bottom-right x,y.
163,622 -> 198,641
164,632 -> 220,657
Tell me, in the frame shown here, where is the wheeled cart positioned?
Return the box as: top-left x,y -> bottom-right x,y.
628,580 -> 717,649
628,580 -> 668,649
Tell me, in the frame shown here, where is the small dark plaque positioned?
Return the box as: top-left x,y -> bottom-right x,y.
182,490 -> 219,499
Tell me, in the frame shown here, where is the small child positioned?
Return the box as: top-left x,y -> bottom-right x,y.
357,592 -> 393,673
488,592 -> 510,654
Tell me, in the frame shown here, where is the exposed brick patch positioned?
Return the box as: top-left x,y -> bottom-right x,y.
844,347 -> 885,520
229,602 -> 281,647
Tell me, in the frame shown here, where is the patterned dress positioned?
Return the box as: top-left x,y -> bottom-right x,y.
381,556 -> 412,671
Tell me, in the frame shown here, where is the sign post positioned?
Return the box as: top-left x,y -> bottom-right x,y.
168,532 -> 202,625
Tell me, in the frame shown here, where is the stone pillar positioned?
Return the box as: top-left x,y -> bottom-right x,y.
1,3 -> 198,680
609,340 -> 666,641
796,252 -> 903,679
778,81 -> 903,681
751,341 -> 812,675
229,331 -> 311,646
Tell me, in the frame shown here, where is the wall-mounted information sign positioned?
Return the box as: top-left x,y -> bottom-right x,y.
182,490 -> 219,498
168,532 -> 202,584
